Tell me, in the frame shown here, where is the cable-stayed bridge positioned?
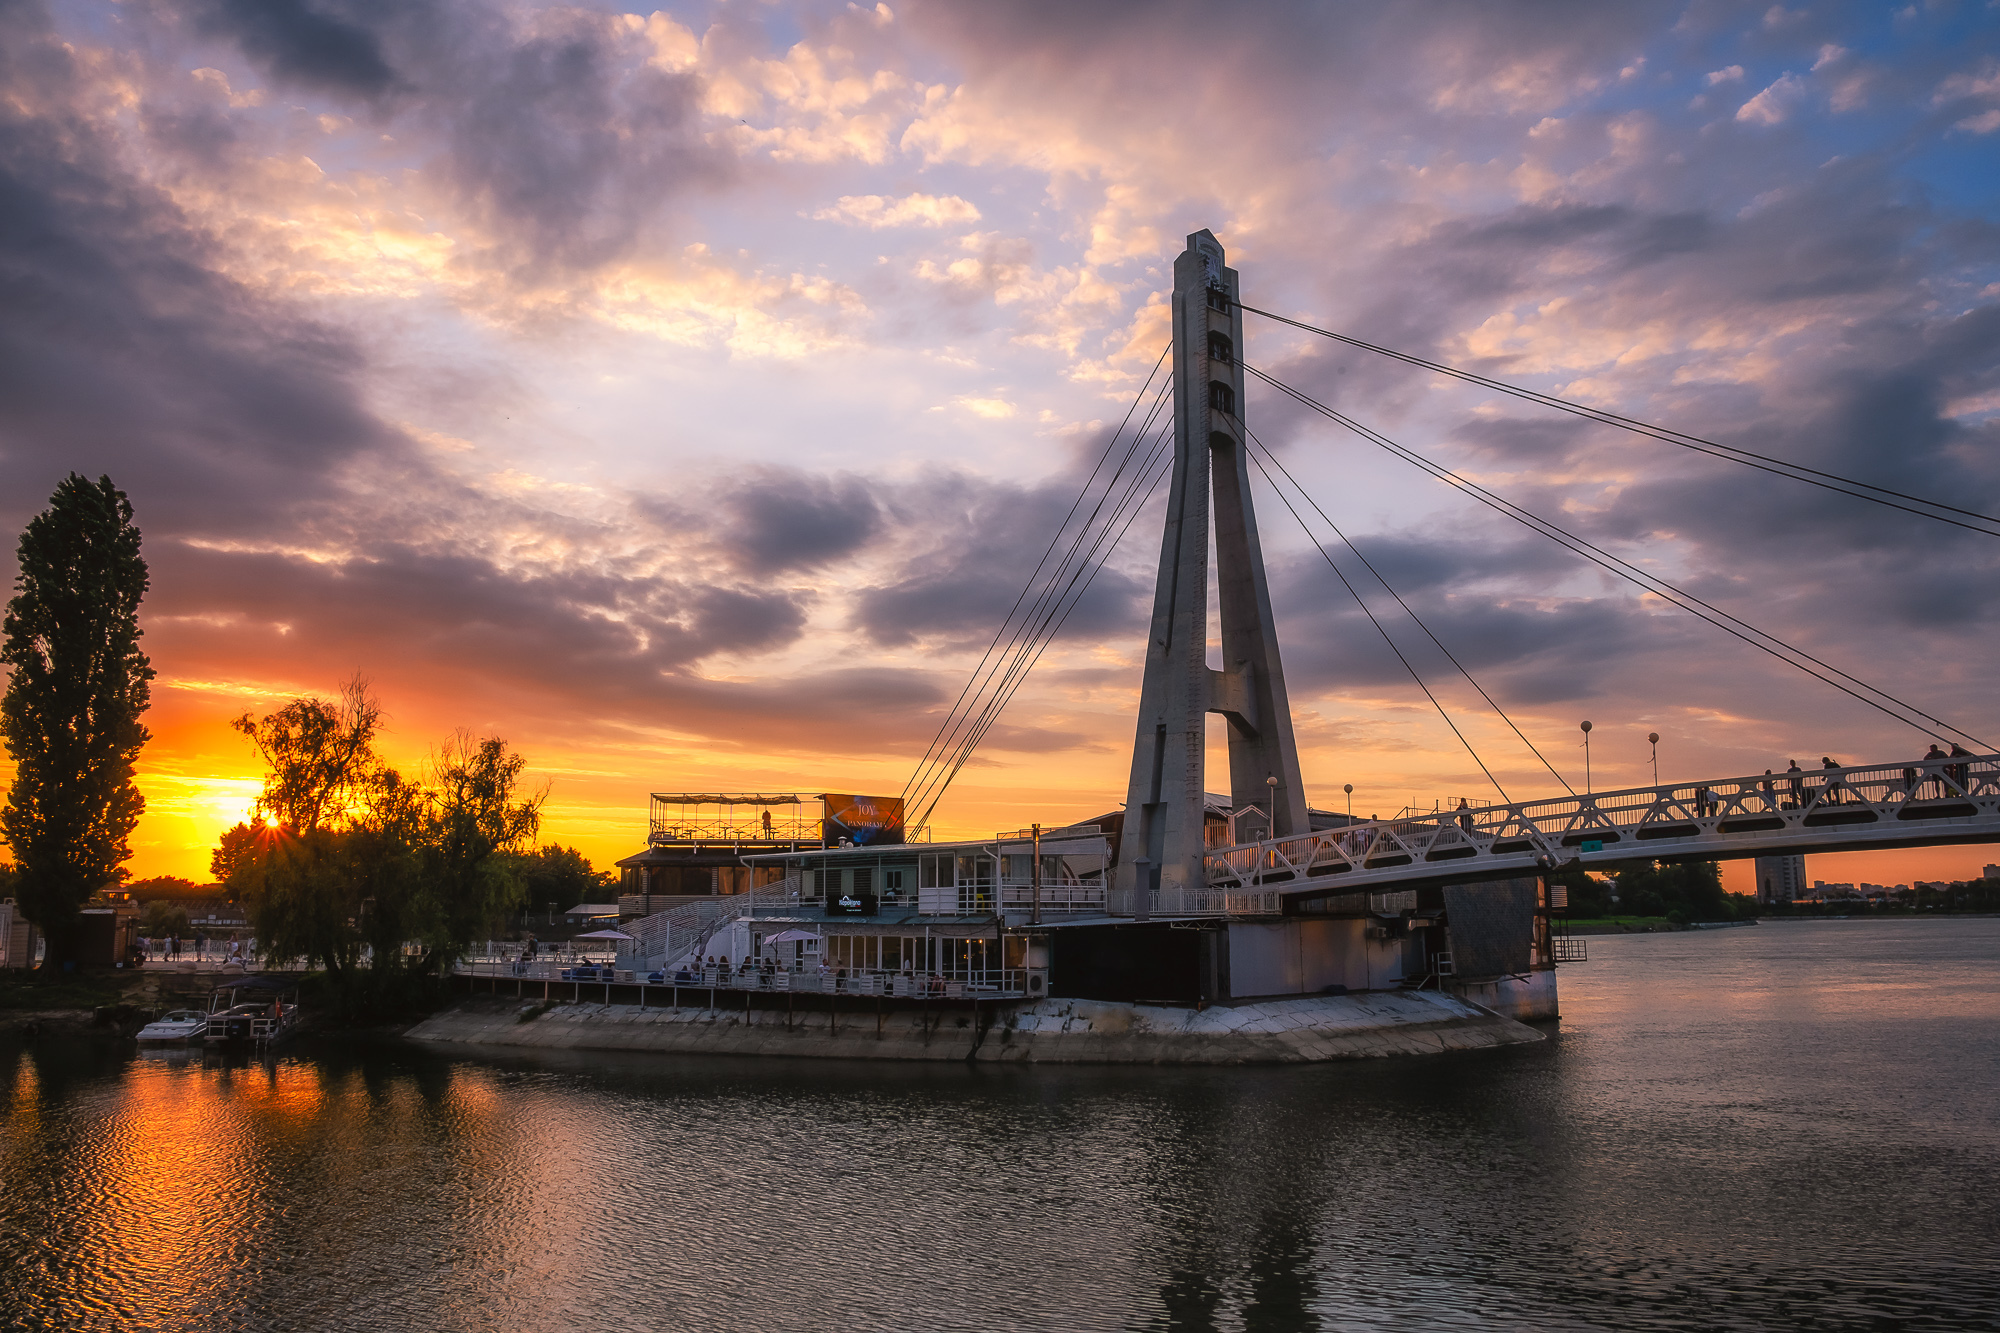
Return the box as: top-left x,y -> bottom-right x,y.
1203,755 -> 2000,904
900,229 -> 2000,919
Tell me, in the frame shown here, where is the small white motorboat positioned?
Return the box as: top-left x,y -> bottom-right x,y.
134,1009 -> 210,1044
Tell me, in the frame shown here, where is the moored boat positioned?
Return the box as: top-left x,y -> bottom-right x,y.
134,1009 -> 209,1043
200,976 -> 302,1047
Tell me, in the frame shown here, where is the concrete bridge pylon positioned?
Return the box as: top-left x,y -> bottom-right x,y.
1115,231 -> 1309,916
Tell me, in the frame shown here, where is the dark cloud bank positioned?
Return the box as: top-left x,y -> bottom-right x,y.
4,0 -> 2000,771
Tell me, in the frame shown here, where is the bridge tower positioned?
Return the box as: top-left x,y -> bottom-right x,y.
1115,231 -> 1309,913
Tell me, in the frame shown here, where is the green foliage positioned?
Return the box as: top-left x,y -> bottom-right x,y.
231,677 -> 381,833
1611,859 -> 1738,922
1548,865 -> 1613,918
222,824 -> 364,974
503,844 -> 610,916
0,474 -> 154,970
217,692 -> 542,982
400,733 -> 543,975
127,875 -> 200,900
138,899 -> 189,938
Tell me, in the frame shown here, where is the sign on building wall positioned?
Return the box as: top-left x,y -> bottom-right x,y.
820,794 -> 905,846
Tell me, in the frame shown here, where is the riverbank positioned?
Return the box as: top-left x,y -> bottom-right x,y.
405,989 -> 1546,1064
1567,917 -> 1758,934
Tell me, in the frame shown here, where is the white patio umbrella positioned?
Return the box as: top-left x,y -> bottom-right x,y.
573,928 -> 635,941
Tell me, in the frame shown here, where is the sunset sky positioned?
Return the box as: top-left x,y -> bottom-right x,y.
3,0 -> 1999,894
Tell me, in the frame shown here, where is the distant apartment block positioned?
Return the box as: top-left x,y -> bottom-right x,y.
1754,853 -> 1807,903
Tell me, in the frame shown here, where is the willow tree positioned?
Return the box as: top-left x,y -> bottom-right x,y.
0,475 -> 154,971
221,678 -> 387,975
403,733 -> 543,976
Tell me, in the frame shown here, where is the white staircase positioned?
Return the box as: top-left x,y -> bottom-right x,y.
621,877 -> 803,973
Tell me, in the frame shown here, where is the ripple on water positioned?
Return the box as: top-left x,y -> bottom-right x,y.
2,918 -> 1998,1331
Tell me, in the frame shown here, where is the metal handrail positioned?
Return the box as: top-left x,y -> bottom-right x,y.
1203,753 -> 2000,895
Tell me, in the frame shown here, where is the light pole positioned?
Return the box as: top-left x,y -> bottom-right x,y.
1648,732 -> 1660,786
1343,782 -> 1353,821
1264,775 -> 1279,837
1581,720 -> 1594,794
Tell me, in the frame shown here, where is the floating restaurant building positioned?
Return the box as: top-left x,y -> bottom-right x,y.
601,793 -> 1555,1018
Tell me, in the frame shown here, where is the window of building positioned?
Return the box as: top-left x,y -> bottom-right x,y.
1209,381 -> 1235,414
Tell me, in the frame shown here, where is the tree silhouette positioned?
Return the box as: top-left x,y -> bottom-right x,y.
1,474 -> 153,971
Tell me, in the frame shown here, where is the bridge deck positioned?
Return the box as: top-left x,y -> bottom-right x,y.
1203,754 -> 2000,899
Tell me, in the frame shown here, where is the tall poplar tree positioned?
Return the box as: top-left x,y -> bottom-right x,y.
1,475 -> 154,971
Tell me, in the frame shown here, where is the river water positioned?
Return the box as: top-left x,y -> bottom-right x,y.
2,918 -> 1997,1331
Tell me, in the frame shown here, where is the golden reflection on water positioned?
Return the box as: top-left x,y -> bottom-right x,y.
1,919 -> 1997,1332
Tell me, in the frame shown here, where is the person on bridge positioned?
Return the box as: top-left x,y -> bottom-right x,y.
1821,756 -> 1843,804
1924,744 -> 1950,798
1950,743 -> 1973,795
1787,760 -> 1804,808
1456,798 -> 1473,832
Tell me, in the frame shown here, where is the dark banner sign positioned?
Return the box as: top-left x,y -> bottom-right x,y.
826,891 -> 879,917
820,793 -> 905,846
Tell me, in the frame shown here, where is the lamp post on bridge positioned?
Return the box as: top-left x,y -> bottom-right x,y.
1581,720 -> 1594,794
1344,783 -> 1353,821
1648,732 -> 1660,786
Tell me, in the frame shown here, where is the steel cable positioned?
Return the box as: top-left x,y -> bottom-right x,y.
1243,361 -> 1992,751
1234,301 -> 2000,538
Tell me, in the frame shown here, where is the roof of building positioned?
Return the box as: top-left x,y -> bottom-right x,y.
563,903 -> 622,917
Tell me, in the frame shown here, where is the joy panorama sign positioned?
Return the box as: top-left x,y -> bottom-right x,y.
820,794 -> 905,847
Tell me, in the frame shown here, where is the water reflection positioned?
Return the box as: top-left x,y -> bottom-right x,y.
1,919 -> 1997,1330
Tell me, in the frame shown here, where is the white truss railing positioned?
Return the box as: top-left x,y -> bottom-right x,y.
1204,753 -> 2000,897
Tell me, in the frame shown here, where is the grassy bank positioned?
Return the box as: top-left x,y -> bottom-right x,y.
0,971 -> 146,1011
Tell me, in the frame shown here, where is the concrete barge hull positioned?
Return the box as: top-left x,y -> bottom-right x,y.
406,991 -> 1545,1064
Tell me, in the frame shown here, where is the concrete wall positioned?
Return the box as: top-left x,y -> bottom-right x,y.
1226,919 -> 1406,999
407,989 -> 1546,1064
1446,969 -> 1558,1021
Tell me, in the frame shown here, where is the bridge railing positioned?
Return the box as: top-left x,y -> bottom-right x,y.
1204,753 -> 2000,893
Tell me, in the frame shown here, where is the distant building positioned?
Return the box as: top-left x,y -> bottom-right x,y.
1754,853 -> 1806,904
1984,864 -> 1999,882
0,899 -> 40,970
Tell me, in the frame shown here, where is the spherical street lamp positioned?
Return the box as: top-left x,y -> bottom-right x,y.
1580,720 -> 1594,794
